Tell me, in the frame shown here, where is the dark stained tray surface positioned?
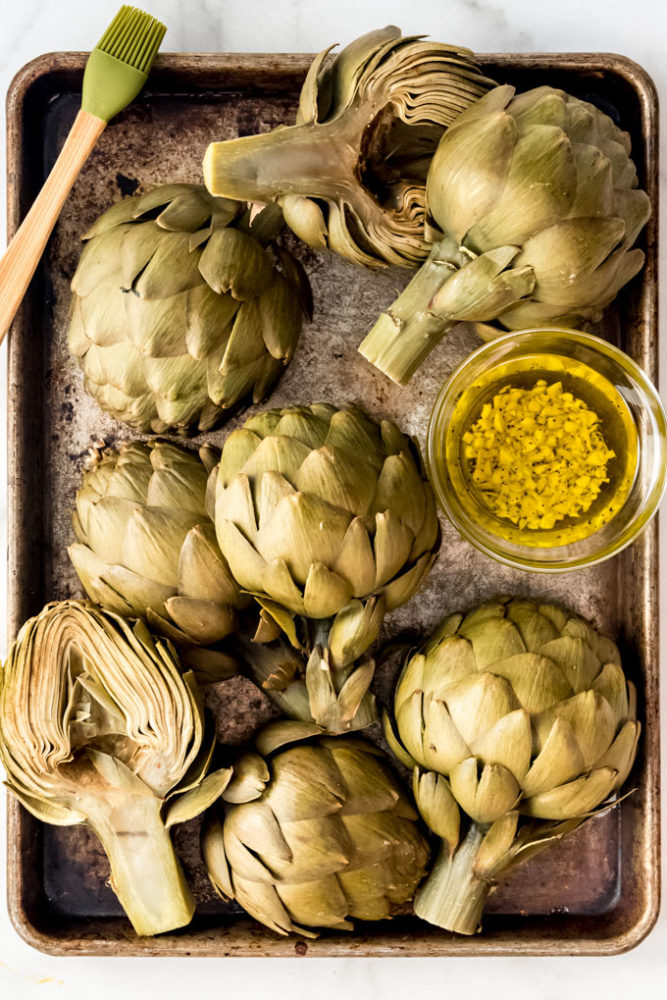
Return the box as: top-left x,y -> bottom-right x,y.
5,51 -> 660,956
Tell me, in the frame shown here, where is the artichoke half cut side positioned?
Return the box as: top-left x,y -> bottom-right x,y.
203,26 -> 494,268
201,719 -> 430,936
359,85 -> 652,384
0,601 -> 226,936
214,402 -> 441,734
383,597 -> 640,934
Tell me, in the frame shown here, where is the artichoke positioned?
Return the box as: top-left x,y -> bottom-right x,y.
384,597 -> 640,934
203,26 -> 493,268
0,601 -> 229,936
68,184 -> 311,433
69,440 -> 247,680
202,720 -> 430,936
359,84 -> 651,383
214,402 -> 440,732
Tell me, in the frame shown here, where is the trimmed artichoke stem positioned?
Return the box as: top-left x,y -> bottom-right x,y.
414,825 -> 491,935
203,116 -> 360,203
358,238 -> 465,384
88,795 -> 195,936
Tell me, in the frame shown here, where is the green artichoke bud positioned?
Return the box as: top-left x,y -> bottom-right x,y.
203,27 -> 493,268
0,601 -> 226,936
68,184 -> 312,432
384,597 -> 640,934
214,402 -> 440,731
201,720 -> 430,936
360,85 -> 651,383
69,440 -> 248,681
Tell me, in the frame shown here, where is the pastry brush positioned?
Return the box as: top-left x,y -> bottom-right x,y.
0,5 -> 166,340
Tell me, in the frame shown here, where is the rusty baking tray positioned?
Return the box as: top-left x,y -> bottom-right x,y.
5,51 -> 660,957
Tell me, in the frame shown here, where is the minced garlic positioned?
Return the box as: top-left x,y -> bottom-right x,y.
463,380 -> 615,530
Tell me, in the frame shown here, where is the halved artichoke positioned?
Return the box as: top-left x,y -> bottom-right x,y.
0,601 -> 228,936
203,27 -> 493,268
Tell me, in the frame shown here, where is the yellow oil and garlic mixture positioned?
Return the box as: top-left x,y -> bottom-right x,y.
445,353 -> 638,547
463,380 -> 615,530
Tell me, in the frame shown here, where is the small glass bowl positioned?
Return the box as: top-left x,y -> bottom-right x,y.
426,328 -> 667,572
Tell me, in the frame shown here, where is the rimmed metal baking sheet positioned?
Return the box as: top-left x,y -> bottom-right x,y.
5,50 -> 660,956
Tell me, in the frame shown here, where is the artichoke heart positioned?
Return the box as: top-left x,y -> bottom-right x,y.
201,720 -> 430,936
0,601 -> 220,936
68,184 -> 312,433
359,85 -> 652,383
385,596 -> 640,934
215,402 -> 441,734
203,26 -> 494,268
69,439 -> 248,681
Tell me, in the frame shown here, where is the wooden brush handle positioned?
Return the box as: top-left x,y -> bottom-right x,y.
0,108 -> 106,341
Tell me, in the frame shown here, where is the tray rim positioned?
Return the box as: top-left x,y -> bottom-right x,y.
4,49 -> 661,958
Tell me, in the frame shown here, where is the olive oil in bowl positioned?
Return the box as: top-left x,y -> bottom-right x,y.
427,329 -> 667,572
445,352 -> 639,548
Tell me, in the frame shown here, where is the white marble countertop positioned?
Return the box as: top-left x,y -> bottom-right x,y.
0,0 -> 665,996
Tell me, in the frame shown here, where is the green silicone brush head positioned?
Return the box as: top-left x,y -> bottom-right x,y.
81,5 -> 166,123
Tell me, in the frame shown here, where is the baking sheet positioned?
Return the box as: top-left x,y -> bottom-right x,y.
5,51 -> 660,956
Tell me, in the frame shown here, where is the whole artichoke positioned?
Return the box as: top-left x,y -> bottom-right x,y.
69,440 -> 247,680
359,84 -> 651,383
0,601 -> 226,936
214,402 -> 440,731
203,26 -> 493,268
202,721 -> 430,936
68,184 -> 311,432
384,597 -> 639,934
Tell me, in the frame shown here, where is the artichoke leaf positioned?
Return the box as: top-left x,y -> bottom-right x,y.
258,274 -> 305,361
381,709 -> 419,769
4,782 -> 86,827
472,810 -> 519,878
134,231 -> 204,299
328,596 -> 385,669
521,766 -> 618,820
255,721 -> 325,756
199,227 -> 274,300
164,767 -> 234,827
280,193 -> 328,248
184,283 -> 238,361
413,768 -> 460,852
201,810 -> 234,898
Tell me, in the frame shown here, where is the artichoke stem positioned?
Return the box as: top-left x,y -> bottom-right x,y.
204,117 -> 359,203
414,825 -> 491,935
358,237 -> 465,384
89,794 -> 195,937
